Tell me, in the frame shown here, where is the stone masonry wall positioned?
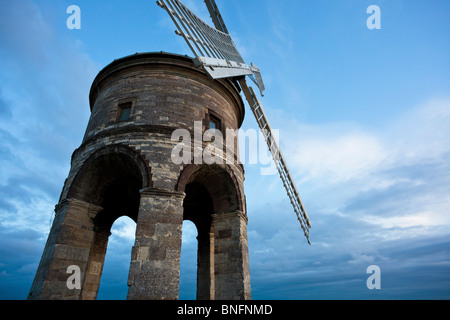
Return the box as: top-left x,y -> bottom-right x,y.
29,52 -> 251,300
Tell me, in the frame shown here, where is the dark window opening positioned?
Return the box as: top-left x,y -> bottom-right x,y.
209,115 -> 221,132
118,103 -> 132,122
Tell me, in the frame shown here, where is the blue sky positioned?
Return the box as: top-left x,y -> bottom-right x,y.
1,0 -> 449,300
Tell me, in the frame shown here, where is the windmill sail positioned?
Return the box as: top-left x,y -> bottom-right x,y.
157,0 -> 265,95
157,0 -> 310,244
238,78 -> 311,244
204,0 -> 229,34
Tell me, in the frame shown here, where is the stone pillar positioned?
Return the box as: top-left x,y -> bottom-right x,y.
197,230 -> 214,300
127,188 -> 185,300
212,211 -> 251,300
80,229 -> 111,300
28,199 -> 103,300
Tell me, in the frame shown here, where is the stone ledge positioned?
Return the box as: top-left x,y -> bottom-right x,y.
140,187 -> 186,199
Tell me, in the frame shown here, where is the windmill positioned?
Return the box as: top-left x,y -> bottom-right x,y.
157,0 -> 311,244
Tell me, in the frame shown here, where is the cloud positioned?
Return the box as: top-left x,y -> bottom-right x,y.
0,1 -> 448,301
0,225 -> 46,299
243,97 -> 450,299
291,130 -> 388,184
108,217 -> 137,242
0,1 -> 98,236
0,1 -> 101,298
386,98 -> 450,163
0,93 -> 12,119
96,217 -> 137,300
276,98 -> 450,210
0,0 -> 53,63
247,198 -> 450,299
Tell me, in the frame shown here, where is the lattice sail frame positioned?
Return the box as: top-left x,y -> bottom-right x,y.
157,0 -> 264,94
157,0 -> 311,244
238,79 -> 311,244
204,0 -> 229,34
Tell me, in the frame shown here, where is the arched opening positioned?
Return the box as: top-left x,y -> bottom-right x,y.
97,216 -> 136,300
179,220 -> 198,300
65,145 -> 149,300
183,182 -> 214,300
179,164 -> 244,300
68,146 -> 147,213
178,164 -> 242,214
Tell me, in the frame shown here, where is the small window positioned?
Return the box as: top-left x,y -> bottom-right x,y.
118,103 -> 132,122
209,115 -> 221,132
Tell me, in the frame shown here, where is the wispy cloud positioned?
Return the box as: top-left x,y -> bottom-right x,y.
243,97 -> 450,299
0,1 -> 98,234
0,2 -> 99,296
281,97 -> 450,190
0,0 -> 448,301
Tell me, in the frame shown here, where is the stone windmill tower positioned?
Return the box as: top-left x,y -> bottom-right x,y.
28,0 -> 310,301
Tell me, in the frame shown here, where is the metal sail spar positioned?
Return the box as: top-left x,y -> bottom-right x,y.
204,0 -> 229,34
156,0 -> 265,94
238,78 -> 311,244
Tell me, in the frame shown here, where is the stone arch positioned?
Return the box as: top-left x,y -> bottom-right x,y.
67,144 -> 152,207
177,164 -> 243,214
176,164 -> 249,300
66,144 -> 152,299
28,144 -> 153,300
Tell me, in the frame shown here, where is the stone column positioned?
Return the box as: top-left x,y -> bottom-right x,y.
196,230 -> 214,300
28,198 -> 103,300
212,211 -> 251,300
80,229 -> 111,300
127,188 -> 185,300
